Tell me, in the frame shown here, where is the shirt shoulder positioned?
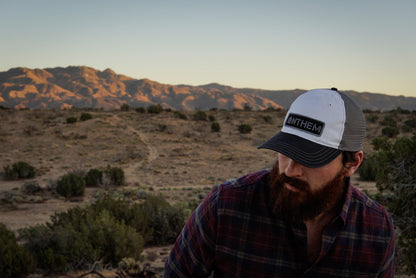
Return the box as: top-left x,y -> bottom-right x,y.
212,169 -> 271,212
345,185 -> 394,234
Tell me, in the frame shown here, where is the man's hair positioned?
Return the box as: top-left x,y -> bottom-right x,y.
342,151 -> 360,168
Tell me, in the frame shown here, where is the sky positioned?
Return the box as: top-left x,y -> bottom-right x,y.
1,0 -> 415,97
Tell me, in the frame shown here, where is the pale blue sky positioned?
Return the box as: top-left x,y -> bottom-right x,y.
1,0 -> 415,97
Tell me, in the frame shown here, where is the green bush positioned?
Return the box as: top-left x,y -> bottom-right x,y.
84,168 -> 103,187
56,173 -> 85,198
147,104 -> 163,114
243,104 -> 252,111
365,135 -> 416,274
382,126 -> 399,138
140,195 -> 186,245
193,111 -> 208,121
66,117 -> 77,124
366,114 -> 379,123
380,116 -> 397,127
120,103 -> 130,111
174,111 -> 188,120
0,223 -> 34,278
105,166 -> 125,186
211,122 -> 221,132
135,107 -> 146,113
20,209 -> 143,272
18,193 -> 187,273
3,161 -> 36,180
80,112 -> 92,121
238,124 -> 252,134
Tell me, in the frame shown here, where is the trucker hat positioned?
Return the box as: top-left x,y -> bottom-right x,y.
258,88 -> 366,168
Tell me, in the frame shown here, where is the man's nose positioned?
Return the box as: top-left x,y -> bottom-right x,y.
284,158 -> 304,178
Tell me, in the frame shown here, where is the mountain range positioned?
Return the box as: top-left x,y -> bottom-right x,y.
1,66 -> 415,111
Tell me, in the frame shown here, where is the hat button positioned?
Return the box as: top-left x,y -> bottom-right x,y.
331,87 -> 338,91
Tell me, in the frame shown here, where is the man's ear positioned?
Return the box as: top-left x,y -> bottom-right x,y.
344,151 -> 364,177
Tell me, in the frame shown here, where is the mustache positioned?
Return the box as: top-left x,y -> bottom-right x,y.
278,173 -> 310,191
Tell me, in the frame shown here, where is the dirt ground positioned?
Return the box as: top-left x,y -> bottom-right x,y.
0,108 -> 409,277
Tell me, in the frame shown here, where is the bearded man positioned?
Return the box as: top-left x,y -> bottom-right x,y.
164,88 -> 395,277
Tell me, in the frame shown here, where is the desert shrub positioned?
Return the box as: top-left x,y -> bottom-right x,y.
174,111 -> 188,120
208,115 -> 216,122
158,124 -> 168,132
140,195 -> 186,245
84,168 -> 103,187
238,124 -> 252,134
105,166 -> 125,186
66,116 -> 77,124
243,104 -> 252,111
372,137 -> 392,151
120,103 -> 130,111
364,135 -> 416,274
261,115 -> 271,123
366,114 -> 379,123
80,112 -> 92,121
56,173 -> 85,198
193,110 -> 208,121
19,193 -> 187,273
380,116 -> 397,127
3,161 -> 36,180
403,119 -> 416,133
135,107 -> 146,113
211,122 -> 221,132
382,126 -> 399,138
20,209 -> 143,272
147,104 -> 163,114
0,223 -> 34,278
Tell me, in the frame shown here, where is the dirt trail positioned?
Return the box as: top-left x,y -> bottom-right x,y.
108,114 -> 159,185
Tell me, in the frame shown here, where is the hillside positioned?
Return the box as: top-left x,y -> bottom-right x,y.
0,66 -> 281,111
1,66 -> 416,111
0,108 -> 415,277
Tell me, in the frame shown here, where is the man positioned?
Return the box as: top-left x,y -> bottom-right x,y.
165,88 -> 395,277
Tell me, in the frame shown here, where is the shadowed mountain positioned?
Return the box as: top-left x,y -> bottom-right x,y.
1,66 -> 415,111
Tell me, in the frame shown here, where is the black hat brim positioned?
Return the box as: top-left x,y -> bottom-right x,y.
258,132 -> 342,168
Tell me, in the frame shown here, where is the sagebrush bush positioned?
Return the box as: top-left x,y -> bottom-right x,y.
3,161 -> 36,180
120,103 -> 130,111
66,117 -> 77,124
84,168 -> 103,187
105,166 -> 125,185
211,122 -> 221,132
80,112 -> 92,121
366,114 -> 379,123
364,134 -> 416,274
0,223 -> 34,278
380,116 -> 397,127
56,173 -> 85,198
19,193 -> 186,273
193,111 -> 207,121
382,126 -> 399,138
174,111 -> 188,120
238,124 -> 252,134
135,107 -> 146,113
147,104 -> 163,114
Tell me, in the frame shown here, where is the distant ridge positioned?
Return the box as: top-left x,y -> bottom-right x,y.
1,66 -> 415,111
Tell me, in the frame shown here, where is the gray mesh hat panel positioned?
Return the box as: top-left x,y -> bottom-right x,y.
338,92 -> 366,151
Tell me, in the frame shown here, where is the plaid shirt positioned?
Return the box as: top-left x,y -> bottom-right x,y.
165,170 -> 395,277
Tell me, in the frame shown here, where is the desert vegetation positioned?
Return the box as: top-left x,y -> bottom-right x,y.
0,106 -> 415,277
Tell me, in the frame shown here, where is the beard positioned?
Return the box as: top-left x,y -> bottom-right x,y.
269,163 -> 347,222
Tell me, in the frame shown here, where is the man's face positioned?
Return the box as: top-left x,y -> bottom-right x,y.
269,153 -> 348,222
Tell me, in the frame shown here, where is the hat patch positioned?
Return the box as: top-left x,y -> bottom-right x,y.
285,113 -> 325,136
